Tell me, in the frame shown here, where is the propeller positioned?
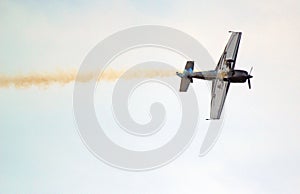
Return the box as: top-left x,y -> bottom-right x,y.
249,67 -> 253,75
247,67 -> 253,89
248,78 -> 251,89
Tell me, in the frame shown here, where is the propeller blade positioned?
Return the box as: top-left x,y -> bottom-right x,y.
249,67 -> 253,75
248,78 -> 251,89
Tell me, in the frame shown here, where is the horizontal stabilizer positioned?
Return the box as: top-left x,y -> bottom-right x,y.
178,61 -> 194,92
185,61 -> 194,73
180,77 -> 191,92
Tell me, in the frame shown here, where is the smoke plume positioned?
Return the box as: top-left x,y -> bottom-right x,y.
0,68 -> 177,88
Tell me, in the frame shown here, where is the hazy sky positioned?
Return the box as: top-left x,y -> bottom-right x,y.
0,0 -> 300,193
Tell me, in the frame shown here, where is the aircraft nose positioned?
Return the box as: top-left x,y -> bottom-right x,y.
248,75 -> 253,78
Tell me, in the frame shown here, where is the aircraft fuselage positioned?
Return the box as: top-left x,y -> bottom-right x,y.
189,69 -> 252,83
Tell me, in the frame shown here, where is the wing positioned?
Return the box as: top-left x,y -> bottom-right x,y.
215,31 -> 242,71
210,79 -> 230,119
210,32 -> 241,119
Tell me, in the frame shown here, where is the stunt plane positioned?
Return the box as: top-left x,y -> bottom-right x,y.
176,31 -> 253,120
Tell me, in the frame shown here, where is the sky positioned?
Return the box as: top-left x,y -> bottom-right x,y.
1,0 -> 300,193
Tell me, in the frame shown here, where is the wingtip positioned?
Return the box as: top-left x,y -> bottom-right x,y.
229,30 -> 242,34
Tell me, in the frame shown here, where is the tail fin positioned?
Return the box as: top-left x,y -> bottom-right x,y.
184,61 -> 194,73
178,61 -> 194,92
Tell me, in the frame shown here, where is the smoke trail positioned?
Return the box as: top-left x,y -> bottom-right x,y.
0,68 -> 177,88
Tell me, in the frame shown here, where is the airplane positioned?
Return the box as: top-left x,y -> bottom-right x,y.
176,31 -> 253,120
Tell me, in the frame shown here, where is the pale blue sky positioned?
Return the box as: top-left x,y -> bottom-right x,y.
0,0 -> 300,193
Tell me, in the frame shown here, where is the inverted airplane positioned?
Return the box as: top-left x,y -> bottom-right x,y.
176,31 -> 253,120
